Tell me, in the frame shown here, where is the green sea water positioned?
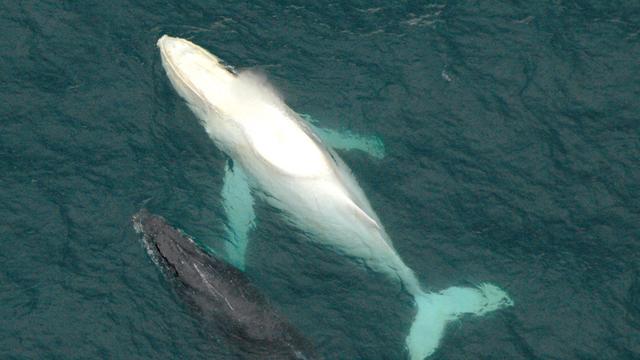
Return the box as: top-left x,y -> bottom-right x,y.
1,1 -> 639,359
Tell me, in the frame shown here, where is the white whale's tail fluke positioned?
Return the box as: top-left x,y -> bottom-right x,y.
406,283 -> 513,360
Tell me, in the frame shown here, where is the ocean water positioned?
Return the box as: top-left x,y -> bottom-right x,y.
1,1 -> 639,359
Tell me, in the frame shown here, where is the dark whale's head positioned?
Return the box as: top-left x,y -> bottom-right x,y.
132,209 -> 321,360
132,209 -> 210,290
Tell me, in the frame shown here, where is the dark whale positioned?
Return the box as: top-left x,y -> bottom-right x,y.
132,209 -> 318,360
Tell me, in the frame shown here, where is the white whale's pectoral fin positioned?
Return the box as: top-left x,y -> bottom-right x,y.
221,161 -> 255,271
299,113 -> 386,159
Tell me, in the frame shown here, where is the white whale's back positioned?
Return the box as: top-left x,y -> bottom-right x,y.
233,98 -> 330,178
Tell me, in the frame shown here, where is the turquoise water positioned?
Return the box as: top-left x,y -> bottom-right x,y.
1,1 -> 639,358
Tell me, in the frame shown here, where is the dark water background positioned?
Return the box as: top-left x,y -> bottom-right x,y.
1,1 -> 639,359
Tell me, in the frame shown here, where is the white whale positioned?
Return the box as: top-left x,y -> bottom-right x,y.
157,35 -> 513,359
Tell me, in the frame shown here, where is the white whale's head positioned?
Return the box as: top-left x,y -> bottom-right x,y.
157,35 -> 258,156
157,35 -> 236,113
157,35 -> 331,178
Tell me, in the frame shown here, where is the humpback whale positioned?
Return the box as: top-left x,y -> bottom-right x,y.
132,209 -> 318,360
156,35 -> 513,359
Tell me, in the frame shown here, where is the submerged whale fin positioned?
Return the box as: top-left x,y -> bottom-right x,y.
221,161 -> 255,270
299,113 -> 385,159
407,284 -> 513,359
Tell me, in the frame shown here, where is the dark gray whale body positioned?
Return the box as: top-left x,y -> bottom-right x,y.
132,209 -> 318,360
